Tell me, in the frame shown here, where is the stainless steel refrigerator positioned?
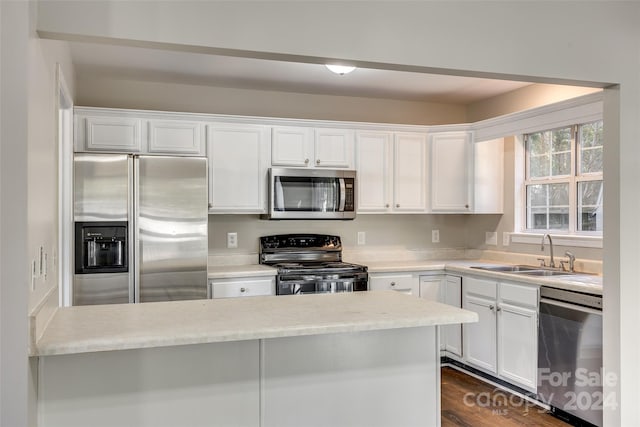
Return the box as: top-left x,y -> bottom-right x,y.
73,153 -> 208,305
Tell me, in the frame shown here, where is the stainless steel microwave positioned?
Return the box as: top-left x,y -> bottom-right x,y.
264,168 -> 356,220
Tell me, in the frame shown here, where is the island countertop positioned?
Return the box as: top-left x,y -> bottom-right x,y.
33,290 -> 477,357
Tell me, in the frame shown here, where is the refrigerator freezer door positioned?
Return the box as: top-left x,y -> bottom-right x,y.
73,273 -> 130,305
135,156 -> 208,302
74,154 -> 130,222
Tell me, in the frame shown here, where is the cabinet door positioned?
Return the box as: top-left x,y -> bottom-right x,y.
355,131 -> 393,212
430,131 -> 473,212
474,138 -> 504,213
208,124 -> 270,212
444,275 -> 463,357
210,277 -> 276,299
369,273 -> 419,296
463,276 -> 497,371
314,128 -> 354,168
271,126 -> 313,167
497,302 -> 538,391
393,133 -> 427,212
80,115 -> 142,152
148,119 -> 205,155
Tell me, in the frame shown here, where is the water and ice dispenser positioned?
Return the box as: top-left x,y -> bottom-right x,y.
75,222 -> 128,274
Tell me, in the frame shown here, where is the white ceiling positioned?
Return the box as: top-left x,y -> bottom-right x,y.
69,42 -> 533,104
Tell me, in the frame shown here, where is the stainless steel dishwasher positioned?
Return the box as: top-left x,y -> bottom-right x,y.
538,286 -> 603,427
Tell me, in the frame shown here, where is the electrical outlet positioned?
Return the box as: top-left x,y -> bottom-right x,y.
357,231 -> 366,245
502,232 -> 511,247
432,229 -> 440,243
485,231 -> 498,246
227,232 -> 238,249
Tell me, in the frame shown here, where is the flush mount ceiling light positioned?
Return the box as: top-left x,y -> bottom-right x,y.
325,64 -> 356,75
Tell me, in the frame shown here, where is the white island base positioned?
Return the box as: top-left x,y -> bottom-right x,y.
35,291 -> 476,427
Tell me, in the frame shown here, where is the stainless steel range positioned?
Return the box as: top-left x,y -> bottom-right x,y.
259,234 -> 368,295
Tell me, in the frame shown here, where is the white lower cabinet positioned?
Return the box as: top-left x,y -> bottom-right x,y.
209,276 -> 275,299
419,274 -> 462,357
369,272 -> 419,296
462,275 -> 538,392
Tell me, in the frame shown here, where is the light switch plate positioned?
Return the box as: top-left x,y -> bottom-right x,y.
227,232 -> 238,249
503,232 -> 510,247
485,231 -> 498,246
432,230 -> 440,243
357,231 -> 366,245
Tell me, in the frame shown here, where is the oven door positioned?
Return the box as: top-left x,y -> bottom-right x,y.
267,168 -> 356,220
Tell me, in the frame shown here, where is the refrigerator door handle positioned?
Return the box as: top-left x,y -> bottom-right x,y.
131,155 -> 139,303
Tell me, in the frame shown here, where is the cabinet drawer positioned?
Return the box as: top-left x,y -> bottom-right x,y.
369,273 -> 418,296
463,276 -> 497,299
210,277 -> 275,299
499,282 -> 538,308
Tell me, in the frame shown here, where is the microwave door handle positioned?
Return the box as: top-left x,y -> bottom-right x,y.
338,178 -> 346,211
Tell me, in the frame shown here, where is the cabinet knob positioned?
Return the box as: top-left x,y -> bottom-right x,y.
316,159 -> 321,165
465,204 -> 469,209
208,203 -> 213,209
385,204 -> 390,208
390,282 -> 396,287
304,158 -> 309,164
240,287 -> 246,293
396,204 -> 400,208
489,305 -> 495,311
496,306 -> 502,312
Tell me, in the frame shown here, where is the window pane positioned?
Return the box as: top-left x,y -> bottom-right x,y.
580,121 -> 603,174
528,132 -> 547,156
526,183 -> 569,231
578,180 -> 603,232
552,152 -> 570,176
552,127 -> 572,152
530,154 -> 550,178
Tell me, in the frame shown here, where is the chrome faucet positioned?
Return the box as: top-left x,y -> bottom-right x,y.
541,234 -> 555,268
564,251 -> 576,272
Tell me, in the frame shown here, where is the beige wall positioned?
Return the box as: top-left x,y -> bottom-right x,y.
467,83 -> 602,122
27,38 -> 75,312
208,214 -> 467,258
75,75 -> 466,125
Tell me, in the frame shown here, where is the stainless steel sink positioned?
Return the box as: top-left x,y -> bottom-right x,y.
470,265 -> 539,273
470,265 -> 573,276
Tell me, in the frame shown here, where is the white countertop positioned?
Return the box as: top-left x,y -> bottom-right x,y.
362,259 -> 602,295
34,290 -> 477,357
208,264 -> 277,279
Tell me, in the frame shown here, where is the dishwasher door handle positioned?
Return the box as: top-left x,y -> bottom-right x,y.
539,297 -> 602,316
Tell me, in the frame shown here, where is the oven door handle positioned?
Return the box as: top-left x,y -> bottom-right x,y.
338,178 -> 346,212
539,297 -> 602,315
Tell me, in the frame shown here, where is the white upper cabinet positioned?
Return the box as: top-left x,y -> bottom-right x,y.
356,131 -> 427,213
271,126 -> 313,167
355,131 -> 393,212
79,115 -> 143,153
207,124 -> 270,213
394,132 -> 428,212
147,119 -> 205,155
430,131 -> 473,212
75,108 -> 206,156
474,138 -> 504,214
271,126 -> 354,168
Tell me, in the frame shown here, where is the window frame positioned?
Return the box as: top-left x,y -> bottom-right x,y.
521,121 -> 603,238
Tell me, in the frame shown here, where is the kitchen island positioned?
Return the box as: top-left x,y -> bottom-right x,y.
34,290 -> 476,427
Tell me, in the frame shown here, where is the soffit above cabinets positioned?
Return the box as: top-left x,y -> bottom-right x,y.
68,41 -> 534,104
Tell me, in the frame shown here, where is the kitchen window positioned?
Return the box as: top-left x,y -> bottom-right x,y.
523,120 -> 603,235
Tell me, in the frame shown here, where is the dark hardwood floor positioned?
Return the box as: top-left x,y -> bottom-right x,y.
441,367 -> 570,427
